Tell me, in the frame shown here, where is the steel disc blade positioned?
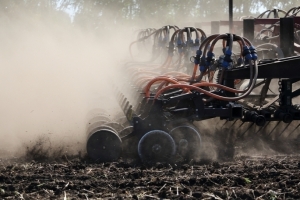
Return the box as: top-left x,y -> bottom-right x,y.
104,122 -> 124,133
119,126 -> 133,138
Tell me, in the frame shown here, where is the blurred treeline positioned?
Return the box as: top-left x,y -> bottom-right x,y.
0,0 -> 299,29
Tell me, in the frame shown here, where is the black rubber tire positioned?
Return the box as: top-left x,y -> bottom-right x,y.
169,125 -> 201,161
86,128 -> 122,162
138,130 -> 176,163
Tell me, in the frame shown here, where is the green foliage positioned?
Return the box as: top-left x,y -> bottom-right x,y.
244,177 -> 251,183
0,0 -> 70,22
1,0 -> 300,29
70,0 -> 300,29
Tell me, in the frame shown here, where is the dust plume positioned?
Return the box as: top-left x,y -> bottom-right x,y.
0,7 -> 133,158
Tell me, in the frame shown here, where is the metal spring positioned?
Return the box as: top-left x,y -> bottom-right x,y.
216,68 -> 223,84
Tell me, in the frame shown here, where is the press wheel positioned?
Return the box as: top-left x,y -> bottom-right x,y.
138,130 -> 176,163
169,125 -> 201,161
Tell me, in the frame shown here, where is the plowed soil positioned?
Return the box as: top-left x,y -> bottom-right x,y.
0,154 -> 299,200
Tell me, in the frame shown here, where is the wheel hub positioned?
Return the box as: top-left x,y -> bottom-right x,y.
152,144 -> 162,154
179,139 -> 188,149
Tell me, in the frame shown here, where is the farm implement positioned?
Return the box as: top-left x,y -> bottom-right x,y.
86,8 -> 300,164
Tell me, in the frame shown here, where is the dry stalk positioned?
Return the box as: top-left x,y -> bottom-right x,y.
226,190 -> 230,200
158,183 -> 166,193
163,181 -> 173,184
232,189 -> 237,198
251,189 -> 255,199
108,184 -> 114,190
278,156 -> 287,163
137,191 -> 147,198
63,182 -> 69,190
18,193 -> 25,200
144,194 -> 159,199
134,186 -> 146,190
185,194 -> 193,198
86,168 -> 92,174
203,192 -> 223,200
54,164 -> 68,168
63,191 -> 67,200
204,172 -> 220,186
64,155 -> 72,164
82,189 -> 94,194
43,189 -> 50,194
126,190 -> 132,198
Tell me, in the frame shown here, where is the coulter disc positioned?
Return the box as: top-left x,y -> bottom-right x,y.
86,128 -> 122,162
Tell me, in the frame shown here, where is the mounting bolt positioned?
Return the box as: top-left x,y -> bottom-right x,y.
149,124 -> 151,126
196,109 -> 198,111
136,121 -> 138,124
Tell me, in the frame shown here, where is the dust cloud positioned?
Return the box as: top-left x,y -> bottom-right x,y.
0,8 -> 133,158
1,3 -> 298,162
